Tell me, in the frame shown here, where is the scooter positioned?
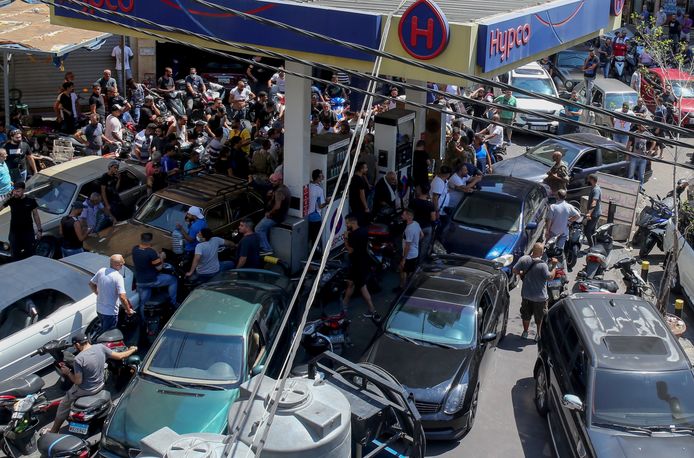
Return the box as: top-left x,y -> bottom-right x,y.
633,180 -> 688,258
367,207 -> 405,273
301,312 -> 351,357
37,432 -> 89,458
580,223 -> 615,279
1,390 -> 43,457
543,235 -> 568,306
564,206 -> 584,271
577,257 -> 654,299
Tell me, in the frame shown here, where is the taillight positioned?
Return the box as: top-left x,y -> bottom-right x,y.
326,320 -> 341,330
555,268 -> 566,278
586,255 -> 602,263
71,411 -> 86,421
578,282 -> 589,292
79,450 -> 89,458
104,341 -> 125,349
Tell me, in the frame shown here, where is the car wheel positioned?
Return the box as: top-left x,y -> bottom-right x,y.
534,365 -> 549,417
671,257 -> 683,294
566,244 -> 579,270
468,385 -> 480,431
499,306 -> 509,342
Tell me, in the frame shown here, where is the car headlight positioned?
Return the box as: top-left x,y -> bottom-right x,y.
1,241 -> 9,252
100,434 -> 128,457
432,241 -> 448,255
493,254 -> 514,267
443,382 -> 468,415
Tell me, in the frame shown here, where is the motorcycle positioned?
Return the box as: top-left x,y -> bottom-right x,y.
580,223 -> 615,279
564,202 -> 584,271
1,390 -> 43,457
367,207 -> 405,274
301,312 -> 351,357
577,257 -> 655,300
37,432 -> 89,458
612,42 -> 628,82
632,180 -> 688,258
544,235 -> 568,306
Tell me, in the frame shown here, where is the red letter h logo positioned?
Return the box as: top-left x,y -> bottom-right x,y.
410,16 -> 434,50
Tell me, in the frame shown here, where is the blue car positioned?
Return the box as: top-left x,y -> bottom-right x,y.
433,175 -> 548,279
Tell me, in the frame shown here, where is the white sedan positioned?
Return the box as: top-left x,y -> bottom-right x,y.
0,252 -> 138,381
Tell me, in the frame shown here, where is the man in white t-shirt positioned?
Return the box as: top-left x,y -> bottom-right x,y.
227,79 -> 255,120
431,166 -> 452,228
545,189 -> 580,250
448,164 -> 481,208
89,254 -> 134,332
111,44 -> 133,85
612,102 -> 634,145
480,113 -> 504,156
104,105 -> 124,153
398,208 -> 423,290
269,68 -> 286,95
185,228 -> 235,283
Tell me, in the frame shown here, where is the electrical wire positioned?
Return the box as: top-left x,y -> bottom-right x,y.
43,0 -> 694,169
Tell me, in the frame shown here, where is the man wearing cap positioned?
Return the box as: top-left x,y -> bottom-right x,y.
49,332 -> 136,434
3,129 -> 35,183
132,123 -> 157,162
1,182 -> 42,260
132,232 -> 178,317
582,48 -> 599,103
104,104 -> 124,153
100,160 -> 122,221
76,113 -> 106,156
60,202 -> 88,257
176,206 -> 207,257
89,254 -> 135,332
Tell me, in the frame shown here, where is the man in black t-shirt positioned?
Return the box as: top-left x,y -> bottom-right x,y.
341,215 -> 379,320
412,140 -> 430,192
132,232 -> 178,316
410,185 -> 436,262
250,92 -> 268,123
157,67 -> 176,99
100,161 -> 122,220
89,84 -> 106,120
348,161 -> 371,225
4,129 -> 35,184
1,182 -> 41,260
235,218 -> 262,269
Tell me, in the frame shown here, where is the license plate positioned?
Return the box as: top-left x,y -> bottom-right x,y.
548,279 -> 563,287
530,125 -> 546,131
217,77 -> 230,84
68,422 -> 89,435
329,334 -> 345,344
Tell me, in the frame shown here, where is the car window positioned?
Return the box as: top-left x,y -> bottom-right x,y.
0,299 -> 39,339
592,90 -> 603,106
523,188 -> 543,224
259,295 -> 282,339
575,150 -> 597,169
117,170 -> 140,192
601,147 -> 625,164
228,194 -> 257,222
205,204 -> 228,231
498,73 -> 509,84
452,193 -> 522,232
26,175 -> 77,215
134,195 -> 187,233
78,179 -> 102,201
478,290 -> 494,333
247,322 -> 266,371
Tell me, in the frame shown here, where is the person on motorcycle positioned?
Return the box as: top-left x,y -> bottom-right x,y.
132,122 -> 157,163
49,332 -> 137,434
138,96 -> 160,131
76,113 -> 106,156
545,190 -> 580,251
128,78 -> 146,125
341,214 -> 380,321
543,151 -> 570,195
132,232 -> 178,316
107,87 -> 133,124
157,67 -> 176,99
228,79 -> 255,121
104,105 -> 124,155
89,84 -> 106,121
373,171 -> 402,215
166,115 -> 189,146
184,228 -> 235,283
206,98 -> 228,132
184,67 -> 207,114
479,114 -> 504,160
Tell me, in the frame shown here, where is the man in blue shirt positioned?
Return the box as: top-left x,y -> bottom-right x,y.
184,67 -> 207,113
175,206 -> 207,257
0,148 -> 12,203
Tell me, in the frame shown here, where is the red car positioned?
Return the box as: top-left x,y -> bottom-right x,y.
641,68 -> 694,126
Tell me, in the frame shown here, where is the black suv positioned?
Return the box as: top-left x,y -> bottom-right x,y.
534,293 -> 694,457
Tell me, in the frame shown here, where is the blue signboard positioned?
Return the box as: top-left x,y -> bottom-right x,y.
53,0 -> 382,61
477,0 -> 611,73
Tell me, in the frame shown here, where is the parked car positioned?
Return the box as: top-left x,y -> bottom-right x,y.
0,157 -> 146,260
99,270 -> 300,458
492,133 -> 652,200
84,174 -> 265,266
433,175 -> 547,279
497,62 -> 563,133
665,220 -> 694,311
534,293 -> 694,457
573,78 -> 641,135
641,68 -> 694,126
0,252 -> 137,381
362,256 -> 510,440
549,47 -> 590,91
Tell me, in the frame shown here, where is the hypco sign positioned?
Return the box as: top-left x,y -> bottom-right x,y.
398,0 -> 450,60
477,0 -> 611,73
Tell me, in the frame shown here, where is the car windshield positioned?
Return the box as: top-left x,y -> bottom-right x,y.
134,195 -> 188,233
146,329 -> 243,384
26,174 -> 77,215
526,140 -> 582,166
512,77 -> 556,98
671,80 -> 694,98
386,295 -> 476,346
593,369 -> 694,428
604,93 -> 638,111
556,52 -> 585,69
452,193 -> 522,232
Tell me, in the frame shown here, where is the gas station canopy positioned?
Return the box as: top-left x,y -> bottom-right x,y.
50,0 -> 622,82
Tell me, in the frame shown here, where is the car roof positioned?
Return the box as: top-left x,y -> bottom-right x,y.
476,175 -> 544,198
39,156 -> 112,182
557,133 -> 625,150
155,173 -> 251,206
563,294 -> 689,372
648,68 -> 694,81
592,78 -> 638,94
510,62 -> 548,78
0,255 -> 93,306
411,259 -> 497,306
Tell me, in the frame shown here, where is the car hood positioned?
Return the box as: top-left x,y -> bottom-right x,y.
558,68 -> 584,81
84,221 -> 170,266
364,333 -> 471,390
516,98 -> 563,113
0,207 -> 60,244
492,155 -> 550,183
589,428 -> 694,457
106,376 -> 238,452
441,222 -> 521,259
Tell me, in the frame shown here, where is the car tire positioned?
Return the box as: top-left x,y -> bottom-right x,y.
499,306 -> 509,342
534,365 -> 549,417
468,385 -> 480,432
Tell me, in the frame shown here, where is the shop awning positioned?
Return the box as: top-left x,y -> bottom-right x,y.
0,2 -> 110,57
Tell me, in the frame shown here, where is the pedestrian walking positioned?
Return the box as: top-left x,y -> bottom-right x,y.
545,190 -> 580,251
341,215 -> 380,321
430,166 -> 452,233
60,202 -> 88,258
560,91 -> 582,135
493,90 -> 517,144
88,254 -> 135,332
348,161 -> 371,225
584,174 -> 602,246
626,124 -> 656,187
1,182 -> 42,260
582,48 -> 599,103
308,169 -> 330,250
397,209 -> 422,291
598,38 -> 614,78
4,129 -> 35,184
512,243 -> 557,340
612,102 -> 634,146
185,228 -> 235,283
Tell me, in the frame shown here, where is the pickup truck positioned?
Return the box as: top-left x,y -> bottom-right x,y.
664,220 -> 694,311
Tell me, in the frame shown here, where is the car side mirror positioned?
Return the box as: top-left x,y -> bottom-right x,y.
252,364 -> 265,376
572,167 -> 583,175
561,394 -> 584,411
480,332 -> 497,343
526,221 -> 538,231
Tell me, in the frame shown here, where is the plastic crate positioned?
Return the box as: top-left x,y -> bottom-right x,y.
50,139 -> 74,163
